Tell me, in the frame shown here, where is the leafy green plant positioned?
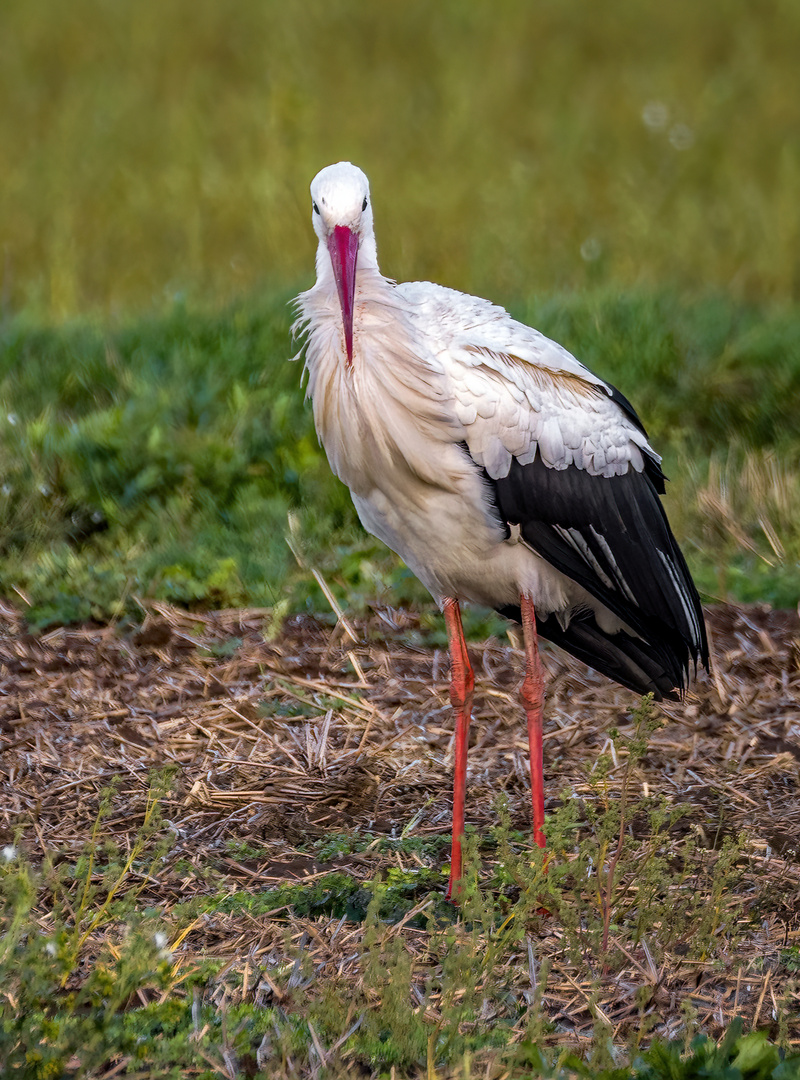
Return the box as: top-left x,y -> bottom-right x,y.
634,1019 -> 800,1080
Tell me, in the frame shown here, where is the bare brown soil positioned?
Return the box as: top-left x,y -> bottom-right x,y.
1,599 -> 799,1050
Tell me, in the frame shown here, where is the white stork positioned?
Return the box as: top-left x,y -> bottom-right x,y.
294,161 -> 708,899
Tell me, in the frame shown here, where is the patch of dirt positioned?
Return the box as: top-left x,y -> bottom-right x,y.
1,598 -> 799,1047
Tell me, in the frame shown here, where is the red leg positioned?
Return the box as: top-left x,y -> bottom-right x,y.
520,594 -> 546,849
443,597 -> 474,900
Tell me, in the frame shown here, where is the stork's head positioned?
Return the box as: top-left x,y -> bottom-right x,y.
310,161 -> 374,364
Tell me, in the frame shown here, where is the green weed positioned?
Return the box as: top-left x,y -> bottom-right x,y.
1,763 -> 798,1079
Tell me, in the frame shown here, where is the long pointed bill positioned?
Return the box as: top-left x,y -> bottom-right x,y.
327,225 -> 359,364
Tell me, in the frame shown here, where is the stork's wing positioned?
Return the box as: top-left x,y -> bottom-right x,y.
485,452 -> 707,695
400,281 -> 657,481
402,282 -> 708,694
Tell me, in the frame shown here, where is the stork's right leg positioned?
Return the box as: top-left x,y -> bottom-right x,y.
443,597 -> 474,900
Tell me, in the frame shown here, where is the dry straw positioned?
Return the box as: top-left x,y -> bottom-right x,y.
1,597 -> 799,1051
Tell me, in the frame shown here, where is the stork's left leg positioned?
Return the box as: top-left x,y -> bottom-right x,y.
443,597 -> 474,900
520,594 -> 546,849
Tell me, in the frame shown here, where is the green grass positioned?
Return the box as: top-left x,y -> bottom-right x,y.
1,0 -> 799,318
1,289 -> 799,626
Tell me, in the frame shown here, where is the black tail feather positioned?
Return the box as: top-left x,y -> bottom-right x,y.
498,604 -> 688,700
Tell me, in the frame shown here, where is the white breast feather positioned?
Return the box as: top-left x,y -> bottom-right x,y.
295,271 -> 465,499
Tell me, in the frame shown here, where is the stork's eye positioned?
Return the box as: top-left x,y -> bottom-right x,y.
312,201 -> 320,215
362,196 -> 368,211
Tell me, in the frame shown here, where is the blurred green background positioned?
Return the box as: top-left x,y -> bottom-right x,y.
1,0 -> 799,626
3,0 -> 800,314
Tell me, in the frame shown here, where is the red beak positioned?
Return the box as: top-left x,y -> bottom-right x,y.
327,225 -> 359,364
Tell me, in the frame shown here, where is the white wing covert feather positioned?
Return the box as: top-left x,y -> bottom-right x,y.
398,281 -> 656,482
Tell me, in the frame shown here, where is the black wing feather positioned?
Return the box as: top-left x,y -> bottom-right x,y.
477,451 -> 708,699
